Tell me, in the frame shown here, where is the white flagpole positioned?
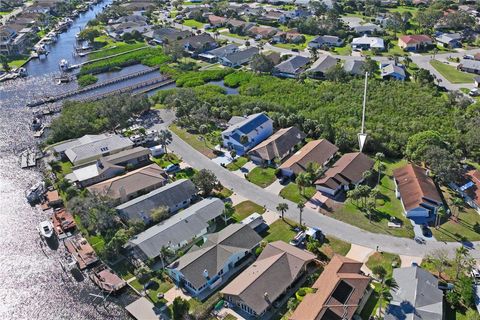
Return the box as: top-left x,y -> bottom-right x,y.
358,72 -> 368,152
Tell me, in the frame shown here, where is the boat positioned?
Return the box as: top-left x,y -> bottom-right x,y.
25,181 -> 45,203
31,116 -> 42,131
59,59 -> 70,71
17,67 -> 27,77
89,264 -> 127,293
38,220 -> 54,238
64,253 -> 78,270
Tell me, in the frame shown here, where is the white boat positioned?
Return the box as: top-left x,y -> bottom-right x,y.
39,220 -> 54,238
59,59 -> 70,71
25,181 -> 45,202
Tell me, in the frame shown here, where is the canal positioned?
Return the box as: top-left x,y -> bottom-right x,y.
0,0 -> 136,318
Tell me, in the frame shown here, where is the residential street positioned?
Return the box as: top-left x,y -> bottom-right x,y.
157,110 -> 479,259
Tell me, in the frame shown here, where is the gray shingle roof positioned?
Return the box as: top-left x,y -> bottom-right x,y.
116,179 -> 197,221
274,55 -> 310,75
206,44 -> 239,58
128,198 -> 225,260
103,146 -> 150,165
168,224 -> 262,289
307,55 -> 338,74
385,266 -> 443,320
222,47 -> 259,65
344,59 -> 365,75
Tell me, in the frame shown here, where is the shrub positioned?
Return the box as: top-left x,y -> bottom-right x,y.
77,74 -> 98,87
224,71 -> 253,87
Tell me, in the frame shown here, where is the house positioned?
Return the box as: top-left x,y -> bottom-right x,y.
262,9 -> 285,22
87,164 -> 168,204
343,59 -> 366,76
451,170 -> 480,214
167,224 -> 262,297
308,35 -> 344,48
475,76 -> 480,87
398,35 -> 433,51
380,63 -> 406,80
222,113 -> 274,156
279,139 -> 338,177
219,47 -> 259,67
208,15 -> 227,27
199,44 -> 239,62
352,23 -> 382,35
248,126 -> 306,165
240,212 -> 268,233
435,32 -> 462,48
385,266 -> 444,320
53,134 -> 135,166
127,198 -> 225,260
315,152 -> 374,196
272,30 -> 304,44
351,35 -> 385,51
144,27 -> 191,44
458,59 -> 480,74
247,25 -> 278,40
273,55 -> 310,78
307,55 -> 338,78
179,33 -> 217,54
116,179 -> 197,222
290,255 -> 371,320
393,164 -> 442,219
0,25 -> 30,56
221,241 -> 316,317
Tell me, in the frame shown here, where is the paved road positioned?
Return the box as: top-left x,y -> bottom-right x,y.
156,110 -> 480,259
1,2 -> 33,25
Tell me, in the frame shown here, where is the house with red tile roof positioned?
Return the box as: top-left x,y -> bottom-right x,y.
398,35 -> 433,51
393,164 -> 443,218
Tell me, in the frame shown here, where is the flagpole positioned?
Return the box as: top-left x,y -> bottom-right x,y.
361,71 -> 368,135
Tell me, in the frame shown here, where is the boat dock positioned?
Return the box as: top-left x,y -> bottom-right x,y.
20,149 -> 41,168
67,45 -> 149,70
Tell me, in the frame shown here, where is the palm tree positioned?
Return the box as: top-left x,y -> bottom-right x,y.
372,266 -> 388,318
276,203 -> 289,220
222,202 -> 235,223
295,172 -> 310,196
377,162 -> 386,185
450,197 -> 463,220
159,246 -> 172,269
362,170 -> 372,184
435,206 -> 446,229
158,129 -> 173,157
455,246 -> 469,280
297,202 -> 305,226
375,152 -> 385,185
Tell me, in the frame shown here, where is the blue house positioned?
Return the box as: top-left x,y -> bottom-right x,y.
380,63 -> 406,81
222,113 -> 274,156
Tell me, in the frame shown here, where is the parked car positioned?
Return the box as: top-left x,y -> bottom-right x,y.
469,88 -> 479,96
421,224 -> 432,237
414,236 -> 426,244
464,54 -> 475,60
305,227 -> 324,243
165,163 -> 180,173
290,231 -> 306,247
438,281 -> 454,291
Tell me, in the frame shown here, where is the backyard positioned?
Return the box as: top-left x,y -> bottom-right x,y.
279,183 -> 316,204
183,19 -> 204,28
151,153 -> 181,168
169,124 -> 218,158
430,59 -> 475,83
233,200 -> 266,222
246,167 -> 277,188
129,275 -> 173,306
274,35 -> 315,51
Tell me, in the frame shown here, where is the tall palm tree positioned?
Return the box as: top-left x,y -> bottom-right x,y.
435,206 -> 446,229
297,202 -> 305,226
295,172 -> 310,196
276,203 -> 289,221
158,129 -> 173,156
450,197 -> 463,220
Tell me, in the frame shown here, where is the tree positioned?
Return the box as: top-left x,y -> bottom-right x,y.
192,169 -> 218,196
158,129 -> 173,156
424,146 -> 461,184
78,28 -> 101,43
104,228 -> 130,259
297,202 -> 305,226
165,41 -> 185,62
427,249 -> 449,279
362,170 -> 372,184
0,54 -> 10,72
222,202 -> 234,223
150,206 -> 169,223
435,206 -> 446,229
324,64 -> 349,82
171,297 -> 189,320
276,202 -> 289,220
454,246 -> 470,280
414,68 -> 435,85
362,57 -> 378,76
405,130 -> 446,162
296,172 -> 310,196
159,246 -> 174,269
250,53 -> 274,73
450,197 -> 464,220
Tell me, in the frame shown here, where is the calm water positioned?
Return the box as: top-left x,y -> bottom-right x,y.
0,1 -> 136,318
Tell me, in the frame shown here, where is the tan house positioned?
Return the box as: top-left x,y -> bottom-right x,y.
248,126 -> 306,165
315,152 -> 374,196
221,241 -> 316,317
398,35 -> 432,51
87,164 -> 168,203
280,139 -> 338,177
290,255 -> 371,320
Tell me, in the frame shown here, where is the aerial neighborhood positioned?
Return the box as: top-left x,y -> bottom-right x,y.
4,0 -> 480,319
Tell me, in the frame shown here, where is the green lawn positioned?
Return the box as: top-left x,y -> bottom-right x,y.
233,200 -> 266,221
220,31 -> 250,40
226,157 -> 248,171
173,167 -> 197,180
8,58 -> 28,69
274,35 -> 315,51
151,153 -> 181,168
110,259 -> 135,280
262,218 -> 297,243
366,252 -> 401,277
0,11 -> 12,16
279,183 -> 316,204
430,60 -> 475,83
213,186 -> 233,199
388,5 -> 419,14
169,124 -> 217,159
129,276 -> 172,306
183,19 -> 204,28
327,159 -> 415,238
319,236 -> 351,259
246,167 -> 277,188
333,44 -> 352,56
432,187 -> 480,242
359,283 -> 381,319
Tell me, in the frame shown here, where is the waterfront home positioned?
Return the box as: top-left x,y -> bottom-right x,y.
45,189 -> 62,208
199,44 -> 239,62
53,133 -> 134,166
222,113 -> 274,156
315,152 -> 374,196
248,126 -> 306,165
385,266 -> 444,320
351,35 -> 385,51
458,59 -> 480,74
144,27 -> 191,44
343,59 -> 366,76
450,170 -> 480,213
128,198 -> 225,260
221,241 -> 316,317
307,55 -> 339,78
87,164 -> 168,204
290,255 -> 371,320
273,55 -> 310,78
435,32 -> 462,48
65,234 -> 99,270
398,35 -> 433,51
179,33 -> 217,54
116,179 -> 197,222
167,224 -> 262,297
380,63 -> 406,80
393,164 -> 442,219
308,35 -> 344,48
219,47 -> 259,67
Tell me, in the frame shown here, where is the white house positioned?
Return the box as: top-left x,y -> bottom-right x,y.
351,35 -> 385,51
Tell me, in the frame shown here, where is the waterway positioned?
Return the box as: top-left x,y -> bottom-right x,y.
0,0 -> 136,318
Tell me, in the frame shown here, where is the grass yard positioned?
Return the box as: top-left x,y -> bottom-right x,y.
359,283 -> 381,320
432,187 -> 480,242
262,218 -> 297,243
129,276 -> 172,306
8,58 -> 28,69
173,167 -> 197,180
333,44 -> 352,56
226,156 -> 248,171
233,200 -> 266,221
246,167 -> 277,188
110,259 -> 135,280
183,19 -> 204,28
326,159 -> 415,238
280,183 -> 316,204
274,35 -> 315,51
220,31 -> 250,40
151,153 -> 181,168
319,236 -> 351,259
169,124 -> 217,159
213,186 -> 233,199
388,5 -> 419,14
430,59 -> 475,83
366,252 -> 401,277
